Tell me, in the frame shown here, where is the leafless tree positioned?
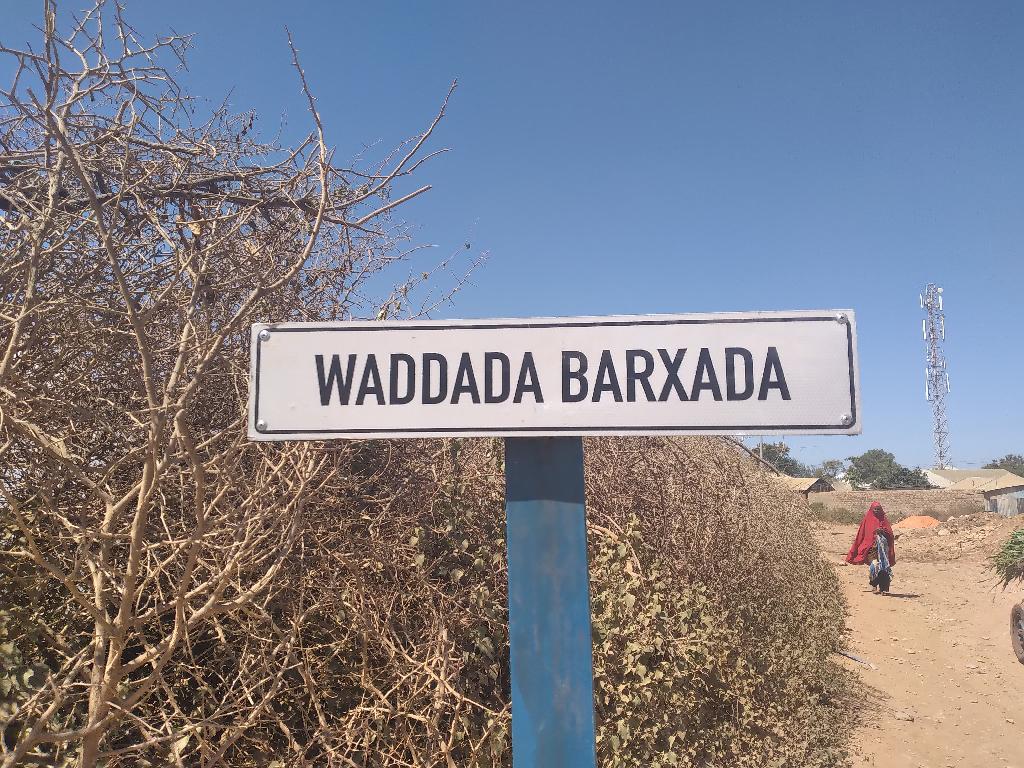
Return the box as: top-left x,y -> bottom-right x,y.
0,3 -> 469,765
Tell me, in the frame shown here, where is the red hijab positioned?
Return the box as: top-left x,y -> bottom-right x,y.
845,502 -> 896,565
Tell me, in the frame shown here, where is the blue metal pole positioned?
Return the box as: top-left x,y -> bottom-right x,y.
504,437 -> 597,768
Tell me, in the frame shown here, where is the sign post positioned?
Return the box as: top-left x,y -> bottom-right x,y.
248,310 -> 860,767
505,437 -> 596,767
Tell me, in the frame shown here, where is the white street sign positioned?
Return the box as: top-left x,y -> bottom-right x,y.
248,311 -> 860,439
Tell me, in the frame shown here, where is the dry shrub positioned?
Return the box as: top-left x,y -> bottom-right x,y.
265,439 -> 513,767
807,502 -> 862,525
135,436 -> 851,768
586,438 -> 852,767
0,3 -> 470,764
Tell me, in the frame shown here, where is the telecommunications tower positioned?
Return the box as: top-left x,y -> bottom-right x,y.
921,283 -> 950,468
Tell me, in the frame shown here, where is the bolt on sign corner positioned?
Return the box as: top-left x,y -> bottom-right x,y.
248,310 -> 860,440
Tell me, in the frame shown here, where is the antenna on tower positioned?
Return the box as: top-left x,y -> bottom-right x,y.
922,283 -> 951,468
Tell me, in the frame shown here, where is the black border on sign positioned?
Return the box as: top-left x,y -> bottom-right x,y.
253,316 -> 858,434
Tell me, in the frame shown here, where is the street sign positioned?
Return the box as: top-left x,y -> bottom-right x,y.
249,310 -> 860,440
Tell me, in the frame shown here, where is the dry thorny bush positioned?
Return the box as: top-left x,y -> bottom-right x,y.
585,438 -> 852,767
0,3 -> 473,765
1,3 -> 854,767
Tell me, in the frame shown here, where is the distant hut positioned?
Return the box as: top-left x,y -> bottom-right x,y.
946,472 -> 1024,517
782,476 -> 835,499
925,468 -> 1024,517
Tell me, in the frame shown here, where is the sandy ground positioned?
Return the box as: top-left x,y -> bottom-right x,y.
816,516 -> 1024,768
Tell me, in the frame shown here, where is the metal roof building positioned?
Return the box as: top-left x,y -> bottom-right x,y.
781,476 -> 835,498
924,468 -> 1009,488
925,469 -> 1024,516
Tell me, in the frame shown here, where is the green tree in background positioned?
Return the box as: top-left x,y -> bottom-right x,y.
845,449 -> 932,490
816,459 -> 847,484
758,441 -> 813,476
984,454 -> 1024,477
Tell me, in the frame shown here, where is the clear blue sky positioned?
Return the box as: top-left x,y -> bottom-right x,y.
5,2 -> 1022,470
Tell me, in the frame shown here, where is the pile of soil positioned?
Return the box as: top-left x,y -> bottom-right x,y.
941,513 -> 998,532
893,515 -> 941,531
894,512 -> 1023,562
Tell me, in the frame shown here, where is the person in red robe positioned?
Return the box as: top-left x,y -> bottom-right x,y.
844,501 -> 896,593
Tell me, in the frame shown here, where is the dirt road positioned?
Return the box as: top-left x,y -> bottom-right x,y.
817,517 -> 1024,768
